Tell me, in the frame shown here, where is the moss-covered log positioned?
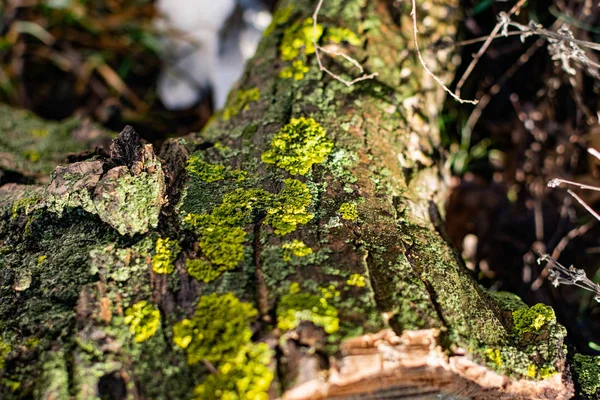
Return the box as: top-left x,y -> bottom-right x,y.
0,0 -> 579,399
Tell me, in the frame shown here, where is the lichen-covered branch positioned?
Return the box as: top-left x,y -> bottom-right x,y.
0,0 -> 579,399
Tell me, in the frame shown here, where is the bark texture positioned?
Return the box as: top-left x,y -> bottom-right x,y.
0,0 -> 579,399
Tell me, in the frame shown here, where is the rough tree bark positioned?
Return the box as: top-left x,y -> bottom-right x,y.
0,0 -> 581,399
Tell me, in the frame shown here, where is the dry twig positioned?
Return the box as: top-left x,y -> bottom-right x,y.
312,0 -> 377,86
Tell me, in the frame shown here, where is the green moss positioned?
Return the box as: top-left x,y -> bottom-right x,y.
281,240 -> 312,261
574,354 -> 600,396
280,18 -> 323,61
325,26 -> 362,45
123,300 -> 161,343
192,343 -> 273,400
262,117 -> 333,175
279,59 -> 310,80
0,341 -> 11,370
223,88 -> 260,121
338,202 -> 358,221
346,273 -> 366,287
187,156 -> 246,183
277,282 -> 339,334
265,179 -> 313,235
152,238 -> 181,274
173,293 -> 258,365
513,303 -> 555,334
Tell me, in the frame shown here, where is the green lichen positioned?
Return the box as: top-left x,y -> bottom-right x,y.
192,343 -> 273,400
223,88 -> 260,121
34,351 -> 69,400
265,179 -> 313,235
43,146 -> 165,236
574,354 -> 600,396
262,117 -> 333,175
489,291 -> 527,312
279,59 -> 310,80
281,240 -> 312,261
325,26 -> 362,45
346,273 -> 366,287
277,282 -> 339,334
513,303 -> 555,334
0,341 -> 11,370
152,238 -> 181,274
123,300 -> 161,343
280,18 -> 323,61
172,293 -> 257,365
338,202 -> 358,221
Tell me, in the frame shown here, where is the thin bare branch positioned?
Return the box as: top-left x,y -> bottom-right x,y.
567,189 -> 600,222
410,0 -> 477,104
547,178 -> 600,192
455,0 -> 528,97
312,0 -> 378,87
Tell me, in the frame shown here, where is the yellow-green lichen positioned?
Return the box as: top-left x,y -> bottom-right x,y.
281,240 -> 312,261
264,4 -> 294,37
339,202 -> 358,221
262,117 -> 333,175
173,293 -> 257,365
183,181 -> 313,281
173,293 -> 273,398
346,273 -> 366,287
199,225 -> 246,271
223,88 -> 260,121
277,283 -> 339,334
574,354 -> 600,396
539,366 -> 557,380
192,342 -> 273,400
186,259 -> 222,283
152,238 -> 181,274
484,348 -> 502,367
37,255 -> 47,266
11,196 -> 39,218
124,300 -> 161,343
0,341 -> 11,370
280,18 -> 323,61
513,303 -> 555,334
279,59 -> 310,80
187,156 -> 246,183
264,179 -> 313,235
325,26 -> 361,46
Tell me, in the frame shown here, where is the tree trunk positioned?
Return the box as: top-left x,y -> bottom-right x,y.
0,0 -> 578,399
